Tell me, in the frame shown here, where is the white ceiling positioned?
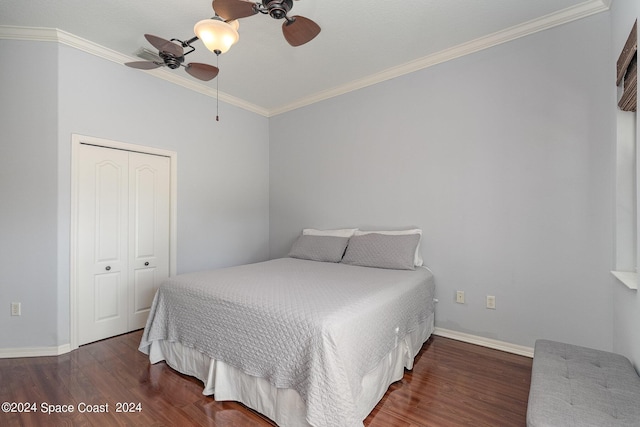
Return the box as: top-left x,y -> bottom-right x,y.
0,0 -> 609,116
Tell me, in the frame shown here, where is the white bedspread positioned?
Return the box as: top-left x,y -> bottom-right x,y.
139,258 -> 435,427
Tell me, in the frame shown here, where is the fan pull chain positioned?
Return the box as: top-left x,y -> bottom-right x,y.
216,52 -> 220,122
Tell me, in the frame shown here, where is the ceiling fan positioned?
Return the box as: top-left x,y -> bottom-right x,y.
213,0 -> 321,46
125,34 -> 219,81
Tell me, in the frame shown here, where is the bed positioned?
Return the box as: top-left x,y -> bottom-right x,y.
139,229 -> 435,427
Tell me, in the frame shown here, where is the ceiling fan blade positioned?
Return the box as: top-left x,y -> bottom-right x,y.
282,15 -> 321,46
185,63 -> 220,81
144,34 -> 183,57
125,61 -> 162,70
213,0 -> 257,21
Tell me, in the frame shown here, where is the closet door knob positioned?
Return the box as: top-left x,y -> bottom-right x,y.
144,262 -> 149,266
105,266 -> 111,271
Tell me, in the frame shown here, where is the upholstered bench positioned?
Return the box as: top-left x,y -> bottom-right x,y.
527,340 -> 640,426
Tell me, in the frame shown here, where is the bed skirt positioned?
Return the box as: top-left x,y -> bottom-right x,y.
147,312 -> 434,427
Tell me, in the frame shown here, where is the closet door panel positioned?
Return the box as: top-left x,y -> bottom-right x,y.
78,144 -> 129,345
128,152 -> 171,330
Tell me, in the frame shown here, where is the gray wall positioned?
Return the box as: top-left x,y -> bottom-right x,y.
270,13 -> 616,351
1,39 -> 270,349
611,0 -> 640,367
0,40 -> 59,349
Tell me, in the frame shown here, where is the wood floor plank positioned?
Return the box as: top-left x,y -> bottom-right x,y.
0,331 -> 531,426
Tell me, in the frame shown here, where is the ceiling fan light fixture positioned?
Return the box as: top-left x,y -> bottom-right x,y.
194,18 -> 239,54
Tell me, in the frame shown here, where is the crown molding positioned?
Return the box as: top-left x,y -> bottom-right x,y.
0,25 -> 58,42
0,25 -> 269,117
0,0 -> 610,118
268,0 -> 611,116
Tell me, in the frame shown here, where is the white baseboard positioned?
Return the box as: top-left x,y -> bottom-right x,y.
434,327 -> 534,358
0,344 -> 72,358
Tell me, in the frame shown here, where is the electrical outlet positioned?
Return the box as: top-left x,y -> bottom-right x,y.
456,291 -> 465,304
486,295 -> 496,309
11,302 -> 21,316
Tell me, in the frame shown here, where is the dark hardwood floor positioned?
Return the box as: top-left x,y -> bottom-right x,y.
0,331 -> 532,426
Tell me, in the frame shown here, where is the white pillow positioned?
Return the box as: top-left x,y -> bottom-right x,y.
303,228 -> 358,238
354,229 -> 423,266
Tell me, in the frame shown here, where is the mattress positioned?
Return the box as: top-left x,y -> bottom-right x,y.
139,258 -> 436,427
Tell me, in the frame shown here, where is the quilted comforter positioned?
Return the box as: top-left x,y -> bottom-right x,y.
139,258 -> 435,427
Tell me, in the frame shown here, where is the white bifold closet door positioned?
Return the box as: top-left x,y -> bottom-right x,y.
77,144 -> 170,346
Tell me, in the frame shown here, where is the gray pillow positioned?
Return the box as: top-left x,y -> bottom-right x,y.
288,235 -> 349,263
341,233 -> 420,270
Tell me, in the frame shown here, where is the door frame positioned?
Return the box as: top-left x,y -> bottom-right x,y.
70,134 -> 177,351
